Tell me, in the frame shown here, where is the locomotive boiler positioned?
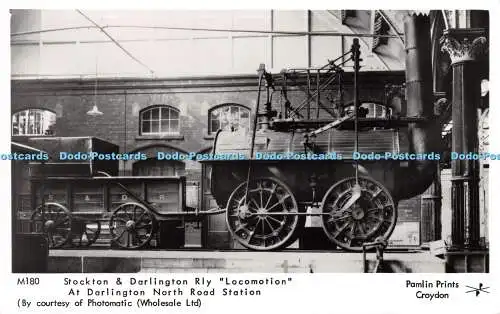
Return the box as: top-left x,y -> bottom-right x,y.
206,15 -> 441,251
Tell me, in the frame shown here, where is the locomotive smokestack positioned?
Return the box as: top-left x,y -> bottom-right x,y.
395,13 -> 442,200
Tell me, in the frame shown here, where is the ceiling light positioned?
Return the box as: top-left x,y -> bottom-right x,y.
87,105 -> 103,116
87,57 -> 103,117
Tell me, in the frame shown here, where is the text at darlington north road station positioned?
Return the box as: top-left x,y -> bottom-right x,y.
2,151 -> 500,162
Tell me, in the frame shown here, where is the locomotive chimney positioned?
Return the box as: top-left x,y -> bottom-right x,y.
395,13 -> 442,200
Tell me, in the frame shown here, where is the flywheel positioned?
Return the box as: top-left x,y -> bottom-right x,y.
320,176 -> 397,251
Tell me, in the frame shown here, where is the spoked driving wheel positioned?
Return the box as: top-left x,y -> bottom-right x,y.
109,202 -> 156,249
31,202 -> 72,249
321,177 -> 397,251
226,177 -> 300,251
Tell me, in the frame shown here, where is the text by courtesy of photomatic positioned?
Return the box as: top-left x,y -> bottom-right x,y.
13,276 -> 294,311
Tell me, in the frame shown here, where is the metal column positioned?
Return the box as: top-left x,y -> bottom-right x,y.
441,28 -> 487,249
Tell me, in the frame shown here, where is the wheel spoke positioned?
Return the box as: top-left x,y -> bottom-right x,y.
238,198 -> 257,213
114,228 -> 126,241
114,218 -> 128,224
130,229 -> 140,246
264,218 -> 276,233
365,212 -> 381,220
136,211 -> 146,223
126,207 -> 133,220
259,184 -> 264,208
265,201 -> 281,212
371,189 -> 382,199
347,238 -> 353,247
245,231 -> 255,243
234,223 -> 248,233
267,215 -> 283,224
366,207 -> 381,214
54,218 -> 70,227
332,222 -> 350,239
328,214 -> 350,224
136,223 -> 153,230
265,195 -> 292,212
263,183 -> 277,209
54,227 -> 71,231
250,199 -> 260,210
383,217 -> 394,224
358,222 -> 368,234
121,207 -> 131,220
136,216 -> 151,227
350,221 -> 357,237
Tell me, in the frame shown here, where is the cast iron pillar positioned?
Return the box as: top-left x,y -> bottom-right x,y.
441,29 -> 487,249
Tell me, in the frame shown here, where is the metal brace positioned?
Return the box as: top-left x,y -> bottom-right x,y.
362,236 -> 388,273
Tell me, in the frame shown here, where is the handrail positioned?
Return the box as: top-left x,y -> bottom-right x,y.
362,236 -> 388,273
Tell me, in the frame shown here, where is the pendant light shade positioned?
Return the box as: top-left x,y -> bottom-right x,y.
88,56 -> 103,117
87,105 -> 103,116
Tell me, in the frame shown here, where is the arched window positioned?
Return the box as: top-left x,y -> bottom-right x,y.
12,109 -> 56,136
140,105 -> 180,135
208,104 -> 250,134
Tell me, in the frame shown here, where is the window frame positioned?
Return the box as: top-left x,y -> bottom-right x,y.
344,101 -> 393,118
139,105 -> 181,136
361,102 -> 393,118
11,108 -> 56,136
207,103 -> 251,134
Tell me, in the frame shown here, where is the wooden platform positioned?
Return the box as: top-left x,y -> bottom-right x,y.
48,249 -> 446,273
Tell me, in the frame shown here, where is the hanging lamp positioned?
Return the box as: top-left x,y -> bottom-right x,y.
87,57 -> 103,116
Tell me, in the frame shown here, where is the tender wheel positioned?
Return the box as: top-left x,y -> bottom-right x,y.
320,177 -> 397,251
71,220 -> 101,247
109,202 -> 155,249
31,202 -> 72,249
226,177 -> 300,251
